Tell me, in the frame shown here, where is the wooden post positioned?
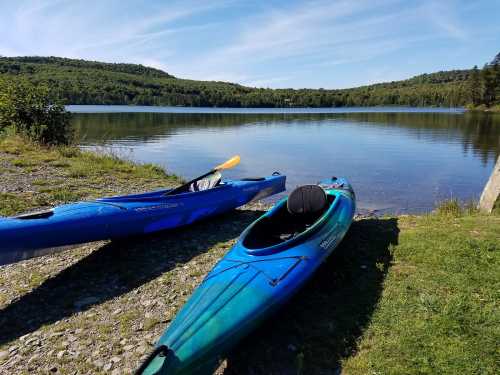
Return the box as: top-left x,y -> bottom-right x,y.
479,156 -> 500,213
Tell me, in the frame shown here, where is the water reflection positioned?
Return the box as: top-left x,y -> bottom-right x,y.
72,110 -> 500,213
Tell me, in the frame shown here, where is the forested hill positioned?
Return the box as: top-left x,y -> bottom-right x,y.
0,56 -> 474,107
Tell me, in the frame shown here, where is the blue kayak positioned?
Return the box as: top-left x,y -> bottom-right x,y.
137,177 -> 355,374
0,174 -> 286,266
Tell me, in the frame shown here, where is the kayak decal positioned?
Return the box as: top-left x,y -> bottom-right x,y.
135,202 -> 184,212
319,225 -> 340,250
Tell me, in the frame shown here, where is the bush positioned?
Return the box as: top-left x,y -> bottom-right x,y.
0,78 -> 73,145
436,199 -> 463,216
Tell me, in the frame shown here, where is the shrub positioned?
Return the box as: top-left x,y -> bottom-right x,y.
0,78 -> 73,145
436,199 -> 463,216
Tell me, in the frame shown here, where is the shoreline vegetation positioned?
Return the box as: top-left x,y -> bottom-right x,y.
0,135 -> 498,374
1,55 -> 499,110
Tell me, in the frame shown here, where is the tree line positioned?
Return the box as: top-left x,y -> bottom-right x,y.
0,55 -> 490,108
467,63 -> 500,109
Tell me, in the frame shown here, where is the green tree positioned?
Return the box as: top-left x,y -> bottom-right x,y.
0,78 -> 73,145
468,65 -> 482,105
481,64 -> 496,106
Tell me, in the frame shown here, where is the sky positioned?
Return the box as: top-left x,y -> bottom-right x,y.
0,0 -> 499,89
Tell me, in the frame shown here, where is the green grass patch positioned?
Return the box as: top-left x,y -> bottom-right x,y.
0,135 -> 180,216
435,198 -> 479,217
11,158 -> 38,168
0,193 -> 33,216
341,213 -> 499,375
49,187 -> 85,203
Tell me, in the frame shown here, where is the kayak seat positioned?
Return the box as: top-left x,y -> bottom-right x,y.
287,185 -> 328,217
189,171 -> 222,192
243,186 -> 333,249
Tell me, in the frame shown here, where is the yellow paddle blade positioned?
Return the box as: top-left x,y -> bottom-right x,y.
214,155 -> 240,171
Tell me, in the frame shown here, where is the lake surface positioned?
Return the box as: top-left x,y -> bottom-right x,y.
70,106 -> 500,214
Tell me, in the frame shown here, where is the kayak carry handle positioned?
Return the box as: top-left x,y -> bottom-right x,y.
135,344 -> 171,375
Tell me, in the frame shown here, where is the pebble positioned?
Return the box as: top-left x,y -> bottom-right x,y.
123,344 -> 134,352
135,345 -> 148,355
103,362 -> 113,371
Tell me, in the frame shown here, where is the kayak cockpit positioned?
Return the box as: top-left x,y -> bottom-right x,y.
243,185 -> 336,251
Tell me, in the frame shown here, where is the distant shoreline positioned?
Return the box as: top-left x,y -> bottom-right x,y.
66,104 -> 466,114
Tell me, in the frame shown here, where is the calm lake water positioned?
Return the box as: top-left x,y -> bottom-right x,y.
69,105 -> 500,214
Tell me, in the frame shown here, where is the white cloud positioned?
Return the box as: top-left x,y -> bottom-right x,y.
0,0 -> 496,88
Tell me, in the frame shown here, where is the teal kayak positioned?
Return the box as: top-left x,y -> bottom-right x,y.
137,177 -> 356,374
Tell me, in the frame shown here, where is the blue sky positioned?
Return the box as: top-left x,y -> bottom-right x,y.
0,0 -> 499,89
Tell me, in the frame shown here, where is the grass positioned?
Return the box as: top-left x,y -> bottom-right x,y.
435,198 -> 479,216
338,212 -> 499,375
0,134 -> 180,216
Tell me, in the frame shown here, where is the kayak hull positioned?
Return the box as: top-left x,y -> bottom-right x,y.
0,175 -> 286,266
142,177 -> 355,374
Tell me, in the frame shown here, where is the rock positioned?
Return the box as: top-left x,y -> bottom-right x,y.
111,356 -> 121,363
123,344 -> 134,352
28,354 -> 40,363
93,359 -> 104,369
8,345 -> 18,353
0,351 -> 9,361
20,334 -> 30,341
103,362 -> 113,371
56,350 -> 65,359
112,308 -> 122,315
135,344 -> 149,355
